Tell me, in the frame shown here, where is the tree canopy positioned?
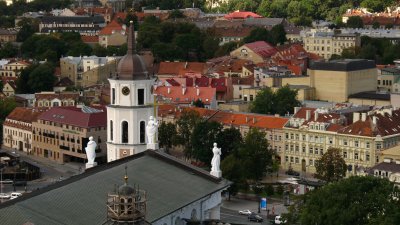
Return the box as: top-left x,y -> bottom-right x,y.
191,121 -> 223,164
175,110 -> 201,158
26,63 -> 56,93
315,147 -> 347,182
158,121 -> 178,153
250,85 -> 301,115
297,176 -> 400,225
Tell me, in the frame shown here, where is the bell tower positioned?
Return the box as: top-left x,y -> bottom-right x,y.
106,21 -> 156,162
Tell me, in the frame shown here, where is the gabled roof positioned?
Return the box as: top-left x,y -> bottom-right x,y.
224,11 -> 262,20
244,41 -> 277,59
0,150 -> 230,225
5,107 -> 47,124
54,77 -> 74,87
81,35 -> 99,43
35,92 -> 79,101
157,62 -> 206,76
99,20 -> 124,35
37,106 -> 106,128
214,27 -> 253,37
154,86 -> 216,105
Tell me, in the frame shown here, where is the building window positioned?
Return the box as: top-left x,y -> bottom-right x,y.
138,89 -> 144,105
366,154 -> 370,161
376,143 -> 382,149
122,121 -> 128,143
309,147 -> 313,154
355,153 -> 359,160
302,146 -> 306,153
110,120 -> 113,141
315,148 -> 319,155
112,88 -> 115,104
250,95 -> 254,101
295,157 -> 299,164
366,142 -> 370,149
355,140 -> 359,147
344,151 -> 347,158
140,121 -> 145,144
343,139 -> 348,146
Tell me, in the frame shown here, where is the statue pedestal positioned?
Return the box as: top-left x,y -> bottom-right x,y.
86,162 -> 97,169
210,170 -> 222,178
147,143 -> 159,150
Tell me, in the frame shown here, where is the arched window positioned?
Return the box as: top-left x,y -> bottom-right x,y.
110,120 -> 113,141
122,121 -> 128,143
140,121 -> 145,143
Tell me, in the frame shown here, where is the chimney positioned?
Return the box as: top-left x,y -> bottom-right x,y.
353,112 -> 360,123
361,113 -> 367,121
314,111 -> 318,121
167,87 -> 171,94
182,85 -> 186,95
373,116 -> 377,125
184,61 -> 188,69
294,107 -> 301,114
253,117 -> 256,124
196,87 -> 200,96
245,116 -> 249,123
306,110 -> 311,120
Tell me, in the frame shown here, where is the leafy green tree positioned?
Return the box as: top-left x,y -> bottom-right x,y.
221,154 -> 244,199
176,110 -> 201,159
274,85 -> 301,115
124,12 -> 139,29
249,87 -> 275,114
67,42 -> 92,57
169,9 -> 185,18
346,16 -> 364,28
16,64 -> 38,94
372,21 -> 380,29
191,121 -> 223,164
158,121 -> 177,153
243,27 -> 272,44
215,42 -> 238,57
16,19 -> 37,42
0,42 -> 18,58
92,44 -> 108,57
0,97 -> 17,145
202,36 -> 220,59
27,63 -> 56,93
361,0 -> 395,12
270,24 -> 287,45
0,80 -> 3,92
298,176 -> 400,225
192,99 -> 205,108
239,128 -> 273,182
315,147 -> 347,183
216,127 -> 242,160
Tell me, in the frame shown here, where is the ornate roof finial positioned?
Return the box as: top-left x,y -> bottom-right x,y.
124,164 -> 128,184
127,20 -> 135,55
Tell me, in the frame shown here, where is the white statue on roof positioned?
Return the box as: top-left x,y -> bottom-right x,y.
85,136 -> 97,169
146,116 -> 159,149
210,143 -> 222,178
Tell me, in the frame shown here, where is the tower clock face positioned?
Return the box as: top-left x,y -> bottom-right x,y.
122,86 -> 130,96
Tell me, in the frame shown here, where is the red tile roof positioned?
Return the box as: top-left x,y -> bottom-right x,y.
35,92 -> 79,101
81,35 -> 99,43
158,104 -> 288,129
38,106 -> 107,128
157,62 -> 207,76
231,75 -> 254,85
293,107 -> 317,119
154,86 -> 216,105
165,79 -> 181,86
224,11 -> 262,20
99,20 -> 124,35
244,41 -> 277,59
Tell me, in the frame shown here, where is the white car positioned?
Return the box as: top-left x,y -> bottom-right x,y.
238,209 -> 252,215
10,192 -> 22,200
0,193 -> 10,199
275,215 -> 287,224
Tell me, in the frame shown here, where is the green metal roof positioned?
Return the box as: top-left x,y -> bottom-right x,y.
0,151 -> 230,225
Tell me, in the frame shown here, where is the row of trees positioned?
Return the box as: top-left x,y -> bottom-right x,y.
214,0 -> 396,26
332,36 -> 400,64
159,110 -> 276,195
0,97 -> 17,146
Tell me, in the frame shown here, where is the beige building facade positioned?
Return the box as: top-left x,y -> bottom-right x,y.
308,59 -> 377,102
302,28 -> 361,59
282,107 -> 400,175
0,60 -> 30,78
31,106 -> 107,163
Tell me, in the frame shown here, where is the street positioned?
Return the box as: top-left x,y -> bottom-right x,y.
221,207 -> 271,225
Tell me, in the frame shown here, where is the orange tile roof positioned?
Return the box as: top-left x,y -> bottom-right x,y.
5,107 -> 47,124
113,12 -> 127,21
81,35 -> 99,43
154,86 -> 216,105
158,104 -> 288,129
157,62 -> 207,76
99,20 -> 124,35
224,11 -> 262,20
35,92 -> 79,101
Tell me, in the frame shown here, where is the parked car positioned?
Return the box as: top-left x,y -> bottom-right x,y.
274,215 -> 287,224
238,209 -> 252,215
285,169 -> 300,176
0,179 -> 13,184
0,193 -> 10,199
248,213 -> 263,222
10,192 -> 22,200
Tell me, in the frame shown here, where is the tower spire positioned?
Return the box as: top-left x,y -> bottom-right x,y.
127,20 -> 135,55
124,164 -> 128,184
